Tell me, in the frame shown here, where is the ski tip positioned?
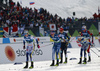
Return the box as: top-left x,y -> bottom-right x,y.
67,51 -> 71,53
14,62 -> 23,65
70,58 -> 77,60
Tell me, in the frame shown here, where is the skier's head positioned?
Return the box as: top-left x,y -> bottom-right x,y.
24,30 -> 29,37
50,31 -> 55,37
59,27 -> 64,33
82,25 -> 86,32
78,37 -> 82,41
78,37 -> 84,41
25,33 -> 29,37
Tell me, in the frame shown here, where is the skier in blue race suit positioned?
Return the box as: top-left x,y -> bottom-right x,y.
77,37 -> 93,64
80,25 -> 94,62
50,31 -> 61,66
23,33 -> 39,69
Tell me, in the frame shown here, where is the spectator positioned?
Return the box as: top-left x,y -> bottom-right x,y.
44,31 -> 47,36
0,0 -> 100,37
14,33 -> 19,37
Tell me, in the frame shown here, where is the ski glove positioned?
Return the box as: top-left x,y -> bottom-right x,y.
23,45 -> 25,49
37,44 -> 40,48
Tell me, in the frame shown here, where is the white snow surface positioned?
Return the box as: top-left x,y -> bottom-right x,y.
13,0 -> 100,18
0,48 -> 100,71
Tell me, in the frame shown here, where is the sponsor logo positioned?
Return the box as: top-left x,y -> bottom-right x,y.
13,38 -> 23,42
13,39 -> 16,42
5,46 -> 16,61
16,49 -> 43,57
16,49 -> 26,57
33,49 -> 43,55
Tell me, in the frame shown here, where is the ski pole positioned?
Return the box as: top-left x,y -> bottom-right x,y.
91,42 -> 100,52
69,37 -> 75,42
94,47 -> 100,52
91,49 -> 100,57
40,43 -> 53,47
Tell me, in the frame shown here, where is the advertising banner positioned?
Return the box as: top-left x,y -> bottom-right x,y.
0,42 -> 53,64
0,37 -> 100,64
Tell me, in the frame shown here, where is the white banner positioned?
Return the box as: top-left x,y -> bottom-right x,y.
0,38 -> 2,43
0,37 -> 100,64
0,42 -> 53,64
39,27 -> 44,36
36,37 -> 50,42
10,37 -> 23,43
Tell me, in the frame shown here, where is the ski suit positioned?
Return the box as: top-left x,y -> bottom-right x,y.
23,35 -> 38,62
81,30 -> 93,56
59,32 -> 70,63
78,38 -> 91,58
50,34 -> 61,60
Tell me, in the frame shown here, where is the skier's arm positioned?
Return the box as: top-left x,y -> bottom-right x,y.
65,33 -> 70,41
80,32 -> 83,36
23,39 -> 25,49
33,37 -> 40,48
54,38 -> 61,43
66,33 -> 70,40
87,31 -> 94,43
78,40 -> 84,44
36,38 -> 39,44
77,37 -> 84,44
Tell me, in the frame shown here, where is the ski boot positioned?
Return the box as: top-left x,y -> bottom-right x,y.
78,58 -> 82,64
87,56 -> 91,62
83,57 -> 85,62
50,60 -> 55,66
29,61 -> 34,69
59,58 -> 63,64
64,58 -> 67,64
55,59 -> 59,66
83,58 -> 87,64
24,62 -> 28,69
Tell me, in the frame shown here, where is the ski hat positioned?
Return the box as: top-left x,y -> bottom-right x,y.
82,25 -> 86,29
24,30 -> 28,35
82,25 -> 86,30
59,27 -> 64,31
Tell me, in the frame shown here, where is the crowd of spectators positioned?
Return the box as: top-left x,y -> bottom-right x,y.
0,0 -> 100,37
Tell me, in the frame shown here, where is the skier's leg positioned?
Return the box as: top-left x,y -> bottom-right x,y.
50,46 -> 55,66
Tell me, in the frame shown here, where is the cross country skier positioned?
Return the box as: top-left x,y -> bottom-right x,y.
23,32 -> 40,69
59,28 -> 70,64
50,31 -> 61,66
77,37 -> 93,64
80,25 -> 94,62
